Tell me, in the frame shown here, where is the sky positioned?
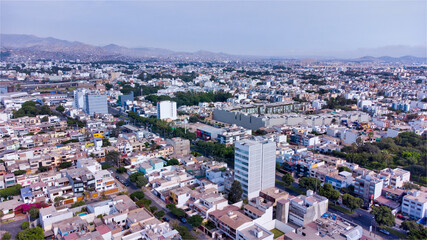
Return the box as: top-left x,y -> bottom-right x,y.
1,0 -> 426,57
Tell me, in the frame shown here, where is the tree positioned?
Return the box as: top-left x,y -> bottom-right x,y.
116,120 -> 125,127
281,173 -> 294,186
129,172 -> 144,182
21,221 -> 29,229
154,210 -> 165,219
228,181 -> 243,203
401,221 -> 424,232
28,207 -> 39,220
102,138 -> 111,147
58,162 -> 72,169
41,116 -> 49,122
106,151 -> 121,166
136,199 -> 151,208
171,207 -> 186,218
188,214 -> 203,228
130,191 -> 145,200
338,166 -> 352,173
167,158 -> 180,166
149,206 -> 157,213
13,170 -> 26,176
298,177 -> 321,191
409,227 -> 427,239
54,196 -> 65,207
342,194 -> 363,212
16,226 -> 44,240
38,166 -> 49,172
319,183 -> 340,203
175,226 -> 196,240
372,206 -> 395,227
2,232 -> 11,240
135,175 -> 148,188
403,182 -> 421,190
56,105 -> 65,113
117,167 -> 126,174
166,203 -> 176,210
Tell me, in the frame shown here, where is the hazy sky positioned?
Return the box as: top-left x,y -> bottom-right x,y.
1,0 -> 426,57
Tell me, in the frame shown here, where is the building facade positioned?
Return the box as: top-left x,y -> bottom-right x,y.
234,139 -> 276,199
156,101 -> 177,120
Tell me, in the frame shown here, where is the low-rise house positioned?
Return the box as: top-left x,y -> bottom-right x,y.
39,206 -> 74,231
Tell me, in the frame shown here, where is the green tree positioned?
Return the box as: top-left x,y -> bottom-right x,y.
281,173 -> 294,187
136,199 -> 151,208
13,170 -> 26,176
342,194 -> 363,212
2,232 -> 11,240
117,167 -> 126,174
338,166 -> 352,173
167,158 -> 180,166
38,166 -> 49,172
228,181 -> 243,203
130,191 -> 145,200
21,221 -> 29,229
171,208 -> 186,218
372,206 -> 395,227
298,177 -> 321,191
149,206 -> 157,213
16,226 -> 44,240
41,116 -> 49,122
188,214 -> 203,228
56,105 -> 65,112
28,207 -> 39,219
154,210 -> 165,219
175,226 -> 196,240
135,175 -> 148,187
102,138 -> 111,147
0,184 -> 22,198
59,162 -> 72,169
106,151 -> 121,166
319,183 -> 340,203
116,120 -> 125,127
401,221 -> 424,232
409,227 -> 427,239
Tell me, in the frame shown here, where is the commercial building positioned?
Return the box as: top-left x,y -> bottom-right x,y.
84,94 -> 108,115
234,139 -> 276,199
157,101 -> 177,120
119,91 -> 134,107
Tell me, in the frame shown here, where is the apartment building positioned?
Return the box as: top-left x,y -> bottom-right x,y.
276,190 -> 328,227
234,139 -> 276,199
379,168 -> 411,188
401,191 -> 427,220
354,175 -> 383,202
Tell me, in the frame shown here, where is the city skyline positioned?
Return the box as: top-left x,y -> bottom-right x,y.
1,0 -> 426,58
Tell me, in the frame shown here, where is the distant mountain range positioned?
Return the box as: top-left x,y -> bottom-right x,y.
1,34 -> 426,63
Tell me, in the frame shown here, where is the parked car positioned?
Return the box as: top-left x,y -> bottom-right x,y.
181,217 -> 187,223
379,229 -> 390,235
162,217 -> 170,222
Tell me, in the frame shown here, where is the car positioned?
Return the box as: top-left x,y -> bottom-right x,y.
379,229 -> 390,235
162,217 -> 170,222
124,182 -> 130,187
181,217 -> 187,223
115,176 -> 120,179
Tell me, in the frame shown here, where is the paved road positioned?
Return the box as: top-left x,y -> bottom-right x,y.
0,217 -> 26,239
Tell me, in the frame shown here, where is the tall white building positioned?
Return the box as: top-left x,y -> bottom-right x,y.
401,191 -> 427,220
157,101 -> 177,120
234,139 -> 276,199
73,89 -> 87,109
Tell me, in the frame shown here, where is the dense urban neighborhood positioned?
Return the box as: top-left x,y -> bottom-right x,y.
0,55 -> 426,240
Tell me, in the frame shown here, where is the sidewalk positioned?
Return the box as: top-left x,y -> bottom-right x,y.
143,188 -> 167,211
